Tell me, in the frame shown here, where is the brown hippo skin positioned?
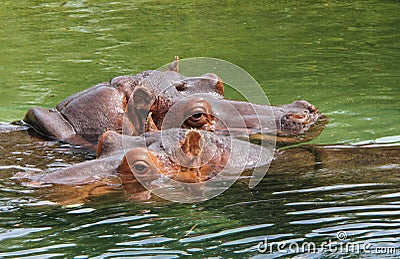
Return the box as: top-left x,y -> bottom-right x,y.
15,129 -> 270,203
14,129 -> 400,204
23,68 -> 224,147
23,61 -> 326,148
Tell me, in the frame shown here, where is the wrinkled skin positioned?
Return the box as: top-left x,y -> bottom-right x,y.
23,60 -> 325,148
15,129 -> 269,202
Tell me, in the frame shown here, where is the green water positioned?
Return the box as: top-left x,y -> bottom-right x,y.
1,0 -> 399,144
0,1 -> 399,258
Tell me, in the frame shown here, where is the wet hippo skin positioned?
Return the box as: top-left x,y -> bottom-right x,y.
14,128 -> 271,203
23,60 -> 326,148
12,123 -> 399,204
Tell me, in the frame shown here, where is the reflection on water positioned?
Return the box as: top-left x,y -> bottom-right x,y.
0,127 -> 399,258
0,0 -> 399,258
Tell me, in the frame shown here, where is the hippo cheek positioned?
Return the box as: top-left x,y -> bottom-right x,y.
172,161 -> 228,183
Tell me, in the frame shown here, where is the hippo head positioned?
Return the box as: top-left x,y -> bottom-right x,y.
23,59 -> 326,148
127,80 -> 326,147
15,128 -> 271,202
119,131 -> 226,184
115,128 -> 271,201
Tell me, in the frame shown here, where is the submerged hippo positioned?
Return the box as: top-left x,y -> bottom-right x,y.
22,60 -> 326,148
15,128 -> 271,202
12,127 -> 400,204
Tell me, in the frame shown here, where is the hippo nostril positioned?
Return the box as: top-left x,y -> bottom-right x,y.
287,114 -> 309,124
173,81 -> 187,91
290,114 -> 306,120
281,112 -> 313,133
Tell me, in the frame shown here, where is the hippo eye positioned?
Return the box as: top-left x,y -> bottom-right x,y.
186,112 -> 207,127
192,113 -> 203,120
184,100 -> 213,128
132,161 -> 150,175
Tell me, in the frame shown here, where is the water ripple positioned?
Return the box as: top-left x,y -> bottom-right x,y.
179,223 -> 273,243
0,243 -> 76,258
273,183 -> 383,195
361,228 -> 400,239
313,222 -> 400,234
290,216 -> 350,225
117,237 -> 175,246
356,210 -> 400,216
94,250 -> 185,258
221,233 -> 293,247
0,227 -> 52,242
287,205 -> 400,215
67,207 -> 96,214
69,214 -> 158,231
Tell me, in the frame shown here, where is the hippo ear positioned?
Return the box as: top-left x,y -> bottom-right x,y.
213,76 -> 224,96
167,56 -> 179,72
127,86 -> 155,135
132,87 -> 154,110
180,130 -> 203,157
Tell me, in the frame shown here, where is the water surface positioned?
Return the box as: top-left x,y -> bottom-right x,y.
0,1 -> 399,258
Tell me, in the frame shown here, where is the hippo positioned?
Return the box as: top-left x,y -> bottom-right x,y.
12,126 -> 399,204
22,68 -> 222,147
22,60 -> 326,149
15,128 -> 271,202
